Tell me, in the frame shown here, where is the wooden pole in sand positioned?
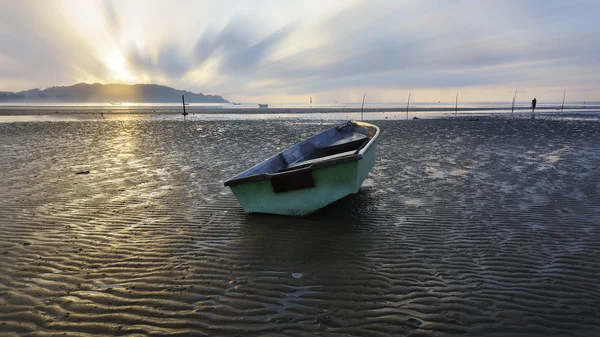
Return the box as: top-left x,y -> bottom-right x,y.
182,95 -> 188,117
361,94 -> 366,121
406,93 -> 411,120
511,89 -> 517,114
455,93 -> 458,116
560,89 -> 566,114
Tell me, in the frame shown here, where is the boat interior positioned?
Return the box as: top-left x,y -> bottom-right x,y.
278,132 -> 369,172
225,122 -> 378,185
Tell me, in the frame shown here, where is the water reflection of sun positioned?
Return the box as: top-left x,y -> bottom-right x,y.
111,128 -> 137,160
105,49 -> 137,83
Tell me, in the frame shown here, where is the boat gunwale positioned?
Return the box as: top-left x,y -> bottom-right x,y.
223,121 -> 380,187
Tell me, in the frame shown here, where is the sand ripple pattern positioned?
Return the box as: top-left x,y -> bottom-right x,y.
0,118 -> 599,336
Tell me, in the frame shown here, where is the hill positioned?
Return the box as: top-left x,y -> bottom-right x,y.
0,83 -> 228,103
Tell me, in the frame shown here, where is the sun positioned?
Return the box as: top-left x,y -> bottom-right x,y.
105,49 -> 136,83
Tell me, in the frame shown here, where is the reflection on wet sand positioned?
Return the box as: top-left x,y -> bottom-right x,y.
0,117 -> 599,336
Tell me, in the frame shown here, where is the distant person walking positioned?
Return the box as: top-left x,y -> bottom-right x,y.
532,98 -> 537,113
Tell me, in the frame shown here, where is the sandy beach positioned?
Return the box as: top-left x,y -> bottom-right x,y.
1,116 -> 599,336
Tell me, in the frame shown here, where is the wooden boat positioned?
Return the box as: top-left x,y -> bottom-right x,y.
224,121 -> 379,216
109,102 -> 122,105
232,102 -> 242,105
258,104 -> 268,108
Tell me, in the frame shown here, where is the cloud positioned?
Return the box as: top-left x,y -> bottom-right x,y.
192,17 -> 294,74
0,1 -> 108,88
0,0 -> 599,101
230,0 -> 600,100
102,0 -> 120,38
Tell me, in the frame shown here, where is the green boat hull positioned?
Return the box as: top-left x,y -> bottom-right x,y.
230,141 -> 377,216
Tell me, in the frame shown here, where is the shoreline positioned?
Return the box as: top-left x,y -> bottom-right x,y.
0,106 -> 599,117
0,109 -> 599,124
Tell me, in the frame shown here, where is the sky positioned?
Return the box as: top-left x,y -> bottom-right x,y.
0,0 -> 599,103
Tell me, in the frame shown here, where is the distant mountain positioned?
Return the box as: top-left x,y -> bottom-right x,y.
0,83 -> 229,103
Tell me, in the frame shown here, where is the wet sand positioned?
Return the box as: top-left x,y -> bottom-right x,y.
0,117 -> 599,336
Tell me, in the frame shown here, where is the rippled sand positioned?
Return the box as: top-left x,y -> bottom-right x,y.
0,117 -> 599,336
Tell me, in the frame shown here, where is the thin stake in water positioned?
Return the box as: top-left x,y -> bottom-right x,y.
511,89 -> 517,113
361,94 -> 366,121
182,95 -> 188,117
561,89 -> 566,114
454,93 -> 458,116
406,93 -> 411,120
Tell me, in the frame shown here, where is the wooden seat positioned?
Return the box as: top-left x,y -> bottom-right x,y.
315,133 -> 369,157
277,132 -> 370,173
281,150 -> 357,172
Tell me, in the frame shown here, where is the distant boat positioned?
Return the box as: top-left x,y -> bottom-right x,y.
232,102 -> 242,105
109,102 -> 122,105
224,121 -> 380,216
258,104 -> 268,108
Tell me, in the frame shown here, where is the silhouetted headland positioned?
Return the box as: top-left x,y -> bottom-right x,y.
0,83 -> 229,103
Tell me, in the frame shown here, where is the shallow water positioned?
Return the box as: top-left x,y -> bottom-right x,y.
1,110 -> 600,124
0,117 -> 599,336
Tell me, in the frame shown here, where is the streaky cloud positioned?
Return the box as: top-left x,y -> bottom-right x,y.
0,0 -> 599,102
193,17 -> 295,74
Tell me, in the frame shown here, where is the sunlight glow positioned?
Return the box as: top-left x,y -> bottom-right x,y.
105,50 -> 137,83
